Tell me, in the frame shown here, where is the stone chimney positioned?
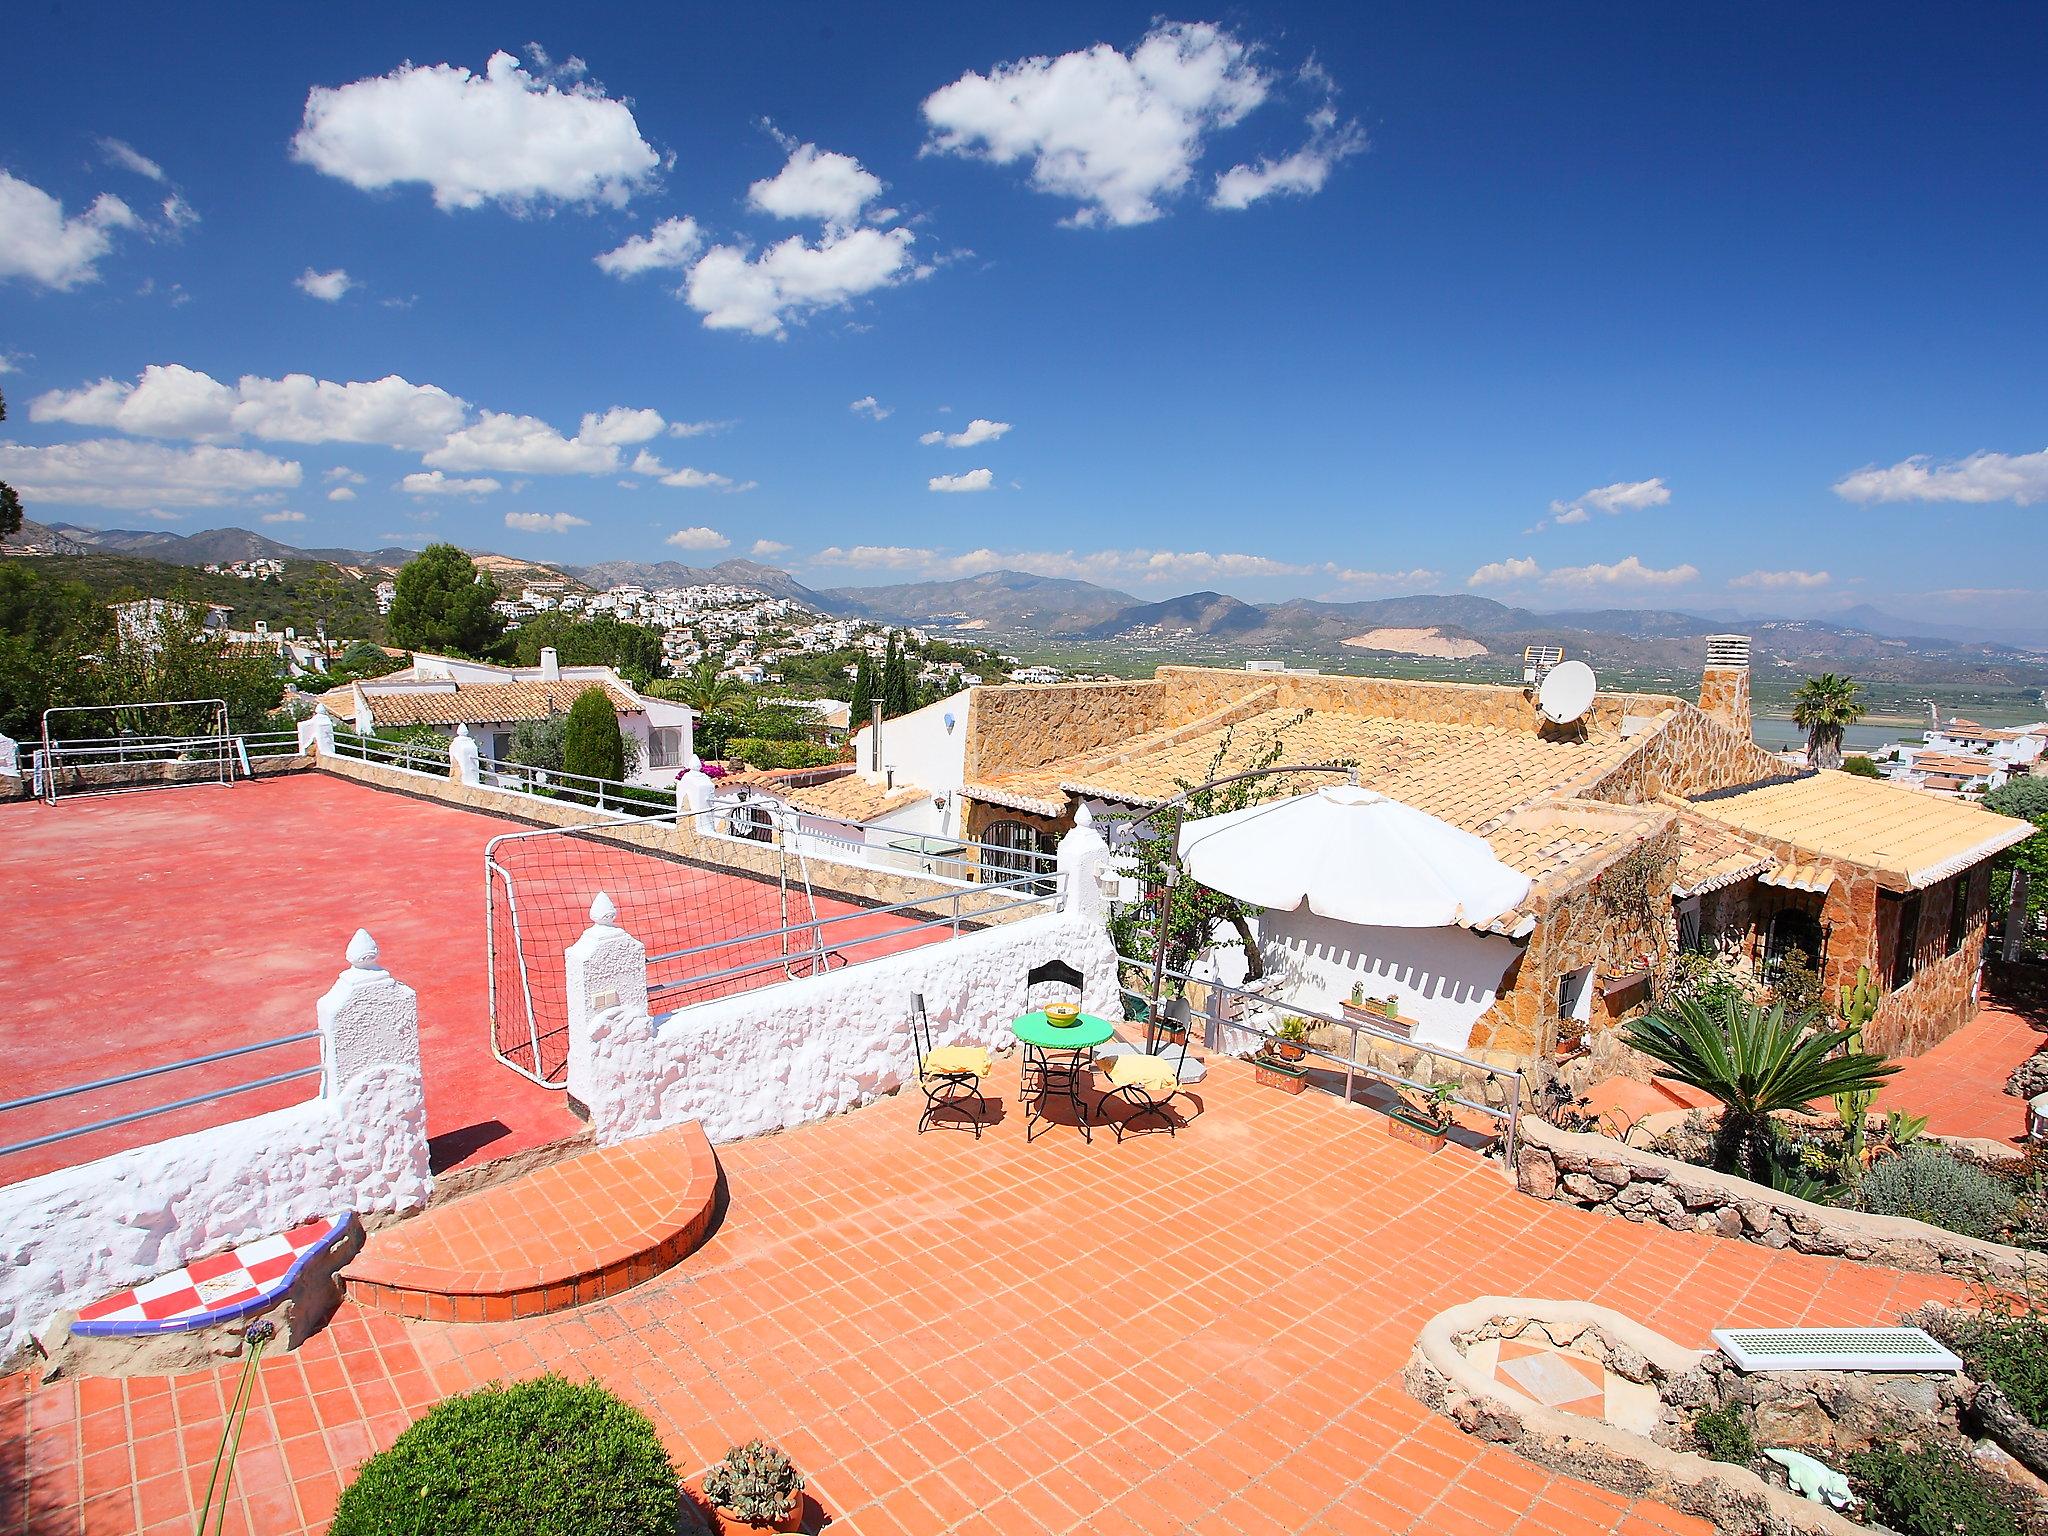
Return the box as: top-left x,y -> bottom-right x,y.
1699,635 -> 1751,733
538,646 -> 561,681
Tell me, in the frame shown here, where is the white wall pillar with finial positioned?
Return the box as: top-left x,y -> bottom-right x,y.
1056,802 -> 1115,925
295,704 -> 336,760
0,731 -> 18,779
565,892 -> 650,1110
317,928 -> 424,1094
448,722 -> 482,786
675,755 -> 716,833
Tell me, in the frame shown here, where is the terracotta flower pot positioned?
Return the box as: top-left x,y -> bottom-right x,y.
686,1476 -> 809,1535
1389,1109 -> 1448,1152
1255,1058 -> 1310,1095
1271,1040 -> 1307,1063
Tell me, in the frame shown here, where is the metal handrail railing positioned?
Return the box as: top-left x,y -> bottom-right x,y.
0,1029 -> 323,1161
645,869 -> 1062,1006
1120,955 -> 1523,1164
326,732 -> 675,818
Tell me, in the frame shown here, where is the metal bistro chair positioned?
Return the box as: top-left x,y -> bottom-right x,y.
1100,996 -> 1192,1139
909,992 -> 993,1137
1021,958 -> 1093,1141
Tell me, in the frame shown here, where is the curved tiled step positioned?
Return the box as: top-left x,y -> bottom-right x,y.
345,1122 -> 719,1322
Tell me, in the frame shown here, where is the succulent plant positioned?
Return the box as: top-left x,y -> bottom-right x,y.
703,1440 -> 803,1524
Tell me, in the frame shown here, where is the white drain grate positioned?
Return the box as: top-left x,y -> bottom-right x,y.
1712,1326 -> 1962,1374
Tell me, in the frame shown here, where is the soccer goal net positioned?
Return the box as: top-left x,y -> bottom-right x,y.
36,699 -> 241,804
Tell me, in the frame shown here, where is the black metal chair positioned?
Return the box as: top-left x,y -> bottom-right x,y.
1100,996 -> 1191,1138
1021,958 -> 1093,1142
909,992 -> 992,1137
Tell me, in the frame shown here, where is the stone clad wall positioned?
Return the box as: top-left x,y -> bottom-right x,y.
1514,1115 -> 2048,1287
960,681 -> 1165,782
1154,666 -> 1666,737
1582,699 -> 1784,803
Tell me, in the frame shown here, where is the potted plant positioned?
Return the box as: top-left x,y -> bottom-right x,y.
1269,1015 -> 1310,1063
698,1441 -> 806,1535
1154,1006 -> 1191,1049
1389,1080 -> 1459,1152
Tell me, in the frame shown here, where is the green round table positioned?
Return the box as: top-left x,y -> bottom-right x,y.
1012,1011 -> 1115,1141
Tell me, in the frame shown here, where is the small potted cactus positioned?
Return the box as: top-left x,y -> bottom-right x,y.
1268,1014 -> 1311,1064
699,1440 -> 806,1534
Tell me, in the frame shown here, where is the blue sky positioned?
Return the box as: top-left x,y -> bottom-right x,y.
3,3 -> 2044,627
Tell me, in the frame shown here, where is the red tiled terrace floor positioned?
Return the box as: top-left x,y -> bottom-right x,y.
3,1047 -> 1961,1536
1874,998 -> 2044,1145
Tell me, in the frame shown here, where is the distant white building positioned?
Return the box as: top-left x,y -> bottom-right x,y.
1887,714 -> 2047,796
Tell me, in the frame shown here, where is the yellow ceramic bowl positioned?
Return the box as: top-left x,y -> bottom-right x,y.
1042,1003 -> 1082,1028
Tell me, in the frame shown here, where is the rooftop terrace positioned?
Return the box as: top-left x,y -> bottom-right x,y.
4,1046 -> 1961,1535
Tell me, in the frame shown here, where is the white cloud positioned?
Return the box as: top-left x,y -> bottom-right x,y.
327,486 -> 356,502
919,417 -> 1011,448
1469,555 -> 1541,587
1832,449 -> 2048,507
1330,566 -> 1441,587
595,216 -> 703,277
810,545 -> 937,570
32,365 -> 467,451
424,409 -> 633,475
503,511 -> 589,533
750,539 -> 790,557
324,466 -> 367,484
292,50 -> 659,213
401,470 -> 502,497
665,525 -> 730,550
577,406 -> 665,446
128,509 -> 187,523
1546,555 -> 1699,589
928,468 -> 995,493
922,22 -> 1270,227
296,267 -> 354,301
0,172 -> 139,290
659,466 -> 752,491
849,395 -> 891,420
747,143 -> 883,224
0,439 -> 300,508
685,226 -> 921,337
668,418 -> 732,437
1536,477 -> 1671,531
261,509 -> 308,524
98,138 -> 166,182
1731,569 -> 1833,590
158,194 -> 200,233
1212,74 -> 1366,211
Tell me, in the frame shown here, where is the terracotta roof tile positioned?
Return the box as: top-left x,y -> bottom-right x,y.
361,680 -> 639,727
780,774 -> 930,825
1672,815 -> 1775,897
1688,770 -> 2034,889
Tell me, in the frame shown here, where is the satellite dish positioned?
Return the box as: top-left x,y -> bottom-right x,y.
1537,659 -> 1597,725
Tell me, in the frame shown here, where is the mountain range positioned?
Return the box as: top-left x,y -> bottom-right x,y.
8,522 -> 2047,680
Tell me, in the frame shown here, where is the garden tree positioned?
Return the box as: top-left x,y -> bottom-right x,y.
506,712 -> 570,772
1985,777 -> 2048,954
0,561 -> 107,739
301,573 -> 352,648
661,660 -> 742,715
1622,993 -> 1896,1184
883,635 -> 916,717
385,544 -> 505,659
847,652 -> 876,726
1106,716 -> 1323,994
510,611 -> 666,686
0,386 -> 21,540
561,685 -> 626,782
1791,672 -> 1865,770
1839,755 -> 1882,779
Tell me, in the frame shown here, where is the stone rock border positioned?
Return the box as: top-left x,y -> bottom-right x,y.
1404,1297 -> 1865,1536
1515,1115 -> 2048,1288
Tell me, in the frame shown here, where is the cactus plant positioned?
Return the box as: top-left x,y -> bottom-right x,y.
702,1440 -> 804,1527
1835,965 -> 1884,1174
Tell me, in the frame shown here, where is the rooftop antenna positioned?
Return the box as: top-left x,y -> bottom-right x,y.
1522,644 -> 1565,690
1536,658 -> 1598,726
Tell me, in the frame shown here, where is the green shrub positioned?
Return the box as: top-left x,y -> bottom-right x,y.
1847,1442 -> 2027,1536
726,737 -> 838,770
562,687 -> 626,782
1855,1146 -> 2015,1239
507,712 -> 569,772
1689,1403 -> 1756,1464
328,1375 -> 678,1536
1925,1302 -> 2048,1430
700,1440 -> 803,1524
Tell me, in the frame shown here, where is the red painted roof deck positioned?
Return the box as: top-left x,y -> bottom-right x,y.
0,771 -> 948,1185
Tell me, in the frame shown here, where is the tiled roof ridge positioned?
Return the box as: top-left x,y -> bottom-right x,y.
1689,769 -> 1815,804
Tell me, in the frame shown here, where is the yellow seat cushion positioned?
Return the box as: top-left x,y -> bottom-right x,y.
1105,1054 -> 1180,1095
922,1046 -> 992,1079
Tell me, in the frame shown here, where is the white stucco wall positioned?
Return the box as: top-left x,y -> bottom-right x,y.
0,934 -> 431,1362
1251,907 -> 1523,1052
571,909 -> 1118,1146
848,689 -> 971,840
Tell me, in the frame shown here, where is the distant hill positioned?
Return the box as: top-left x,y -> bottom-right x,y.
825,569 -> 1140,631
1081,590 -> 1268,639
45,522 -> 428,571
567,557 -> 843,612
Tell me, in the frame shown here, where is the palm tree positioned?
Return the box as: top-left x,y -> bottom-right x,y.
1622,994 -> 1897,1182
1791,672 -> 1865,770
672,660 -> 742,716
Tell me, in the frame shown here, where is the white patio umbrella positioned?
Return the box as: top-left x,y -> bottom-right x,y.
1173,785 -> 1532,928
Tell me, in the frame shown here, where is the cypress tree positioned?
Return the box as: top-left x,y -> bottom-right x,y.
562,686 -> 626,782
848,653 -> 875,726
